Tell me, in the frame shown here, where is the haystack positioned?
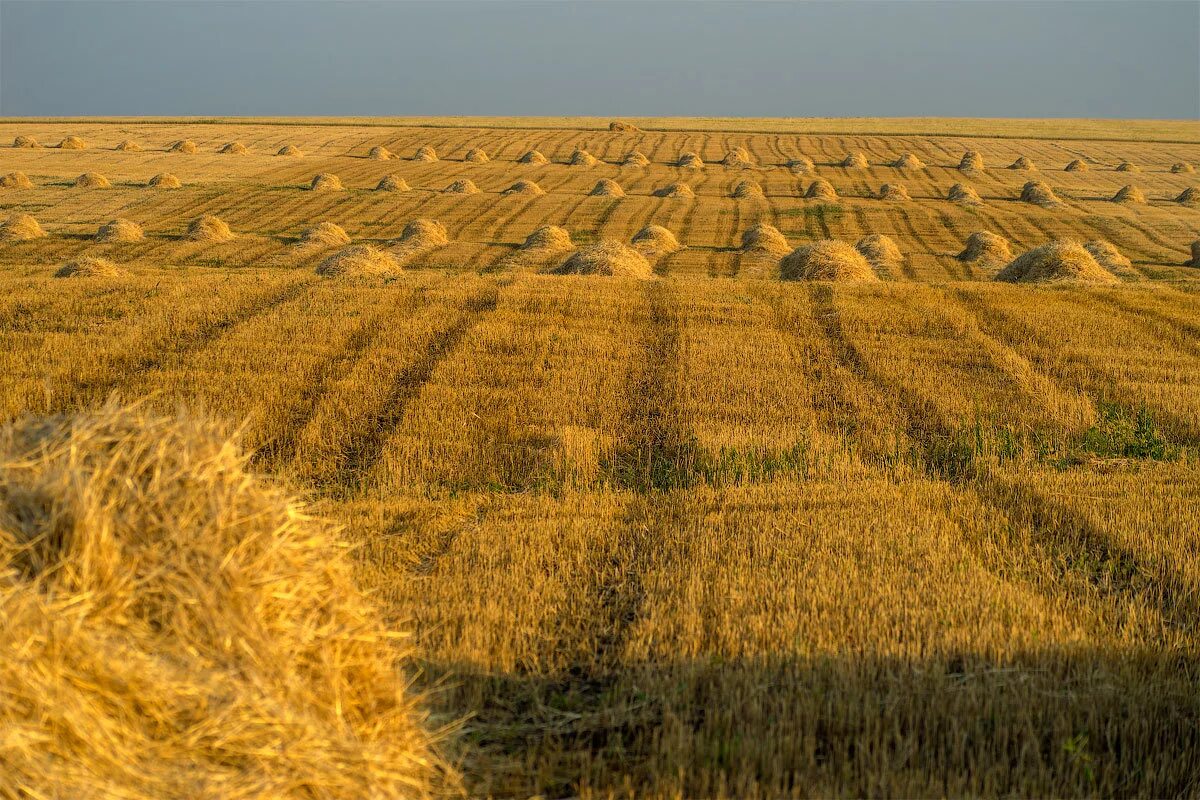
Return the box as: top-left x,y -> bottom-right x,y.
841,152 -> 869,169
891,153 -> 925,169
276,145 -> 304,157
731,179 -> 764,199
1171,162 -> 1195,174
518,150 -> 548,164
676,152 -> 704,168
502,179 -> 545,196
1112,184 -> 1146,204
958,151 -> 985,171
0,171 -> 33,189
1009,156 -> 1037,170
722,147 -> 755,168
316,244 -> 400,277
375,174 -> 411,192
464,147 -> 489,163
621,151 -> 650,167
53,256 -> 129,278
186,215 -> 234,242
1176,187 -> 1200,205
74,172 -> 110,189
168,140 -> 197,154
855,234 -> 903,270
148,173 -> 182,189
13,135 -> 40,148
654,182 -> 694,198
520,225 -> 573,252
995,240 -> 1117,284
443,179 -> 480,195
608,121 -> 639,132
309,173 -> 344,191
220,141 -> 248,155
957,231 -> 1012,267
1116,161 -> 1139,172
552,240 -> 653,279
569,149 -> 597,166
412,145 -> 438,162
590,179 -> 625,197
115,140 -> 141,152
367,145 -> 393,160
0,214 -> 47,241
779,240 -> 879,282
398,218 -> 449,247
740,223 -> 790,257
805,178 -> 839,201
631,224 -> 682,255
1083,240 -> 1132,272
1020,180 -> 1061,206
1064,159 -> 1089,172
948,183 -> 983,205
297,222 -> 351,249
787,156 -> 815,172
0,404 -> 448,799
1190,240 -> 1200,268
95,219 -> 144,243
59,136 -> 87,150
877,183 -> 910,201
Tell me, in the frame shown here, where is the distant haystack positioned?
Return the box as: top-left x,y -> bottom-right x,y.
148,173 -> 182,189
316,244 -> 400,278
1112,184 -> 1146,204
1116,161 -> 1139,172
948,183 -> 983,205
1064,159 -> 1089,172
95,218 -> 145,243
443,179 -> 480,195
608,121 -> 639,132
297,222 -> 351,249
552,240 -> 653,279
779,240 -> 879,283
309,173 -> 344,191
1190,240 -> 1200,268
74,172 -> 110,189
731,179 -> 764,199
590,179 -> 625,197
1176,187 -> 1200,205
855,234 -> 903,271
115,140 -> 142,152
877,183 -> 910,201
957,231 -> 1012,268
1020,180 -> 1061,206
1009,156 -> 1037,171
53,256 -> 129,279
518,150 -> 548,164
464,147 -> 490,163
1083,240 -> 1132,272
621,151 -> 650,167
740,223 -> 790,257
412,145 -> 438,162
186,215 -> 235,242
891,153 -> 925,169
722,147 -> 755,168
168,140 -> 198,154
676,152 -> 704,168
569,149 -> 597,166
13,135 -> 40,149
787,156 -> 816,172
276,145 -> 304,157
0,213 -> 47,241
398,218 -> 449,248
805,178 -> 839,201
1171,162 -> 1195,174
0,171 -> 33,189
520,225 -> 573,252
59,136 -> 87,150
958,151 -> 985,171
654,182 -> 694,198
995,240 -> 1117,284
502,179 -> 545,195
841,152 -> 869,169
367,145 -> 393,160
631,224 -> 682,255
375,174 -> 411,192
220,141 -> 248,155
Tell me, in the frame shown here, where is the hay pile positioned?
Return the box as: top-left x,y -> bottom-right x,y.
276,145 -> 304,157
0,404 -> 448,799
168,140 -> 197,154
877,183 -> 910,200
631,224 -> 682,256
297,222 -> 351,249
0,214 -> 47,241
1112,184 -> 1146,204
996,240 -> 1117,284
1083,240 -> 1132,272
957,231 -> 1012,267
74,172 -> 111,189
375,174 -> 411,192
958,151 -> 985,171
220,141 -> 248,155
731,179 -> 764,198
95,219 -> 144,243
722,147 -> 755,168
948,183 -> 983,205
59,136 -> 87,149
316,244 -> 400,277
891,153 -> 925,169
412,145 -> 438,162
655,182 -> 694,198
13,135 -> 40,148
676,152 -> 704,168
1009,156 -> 1037,170
0,171 -> 33,189
186,215 -> 234,242
398,218 -> 449,247
779,240 -> 879,283
1176,187 -> 1200,205
855,234 -> 903,271
115,140 -> 141,152
1065,159 -> 1089,172
1190,240 -> 1200,268
805,178 -> 839,201
1020,180 -> 1061,206
367,145 -> 393,160
590,179 -> 625,197
53,256 -> 129,278
443,179 -> 480,195
464,147 -> 489,163
787,156 -> 815,172
621,151 -> 650,167
841,152 -> 869,168
148,173 -> 182,189
502,179 -> 545,196
608,121 -> 639,132
309,173 -> 345,191
552,240 -> 653,279
520,225 -> 573,252
740,223 -> 790,256
1116,161 -> 1139,172
1171,162 -> 1195,174
570,149 -> 597,166
518,150 -> 548,164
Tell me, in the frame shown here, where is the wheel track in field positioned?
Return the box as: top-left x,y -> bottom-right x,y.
807,283 -> 1198,640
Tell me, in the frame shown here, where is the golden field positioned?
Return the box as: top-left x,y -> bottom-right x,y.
1,117 -> 1198,798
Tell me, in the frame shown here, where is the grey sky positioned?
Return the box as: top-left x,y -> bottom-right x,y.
1,0 -> 1197,119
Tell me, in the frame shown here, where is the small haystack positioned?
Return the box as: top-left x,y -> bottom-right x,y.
1189,240 -> 1200,268
148,173 -> 182,189
1116,161 -> 1139,172
609,121 -> 639,132
553,240 -> 654,279
367,145 -> 393,160
443,179 -> 480,195
722,147 -> 755,168
520,225 -> 573,252
877,183 -> 910,201
0,171 -> 33,189
1020,180 -> 1061,206
316,244 -> 399,277
309,173 -> 344,191
1112,184 -> 1146,204
590,179 -> 625,197
74,172 -> 110,189
463,147 -> 489,163
398,218 -> 449,247
502,179 -> 545,195
740,223 -> 790,256
375,174 -> 411,192
1083,240 -> 1132,272
654,182 -> 695,198
518,150 -> 548,164
115,140 -> 142,152
59,136 -> 87,150
787,156 -> 816,172
276,145 -> 304,157
1064,159 -> 1089,172
805,178 -> 839,201
957,231 -> 1012,267
891,153 -> 925,169
95,219 -> 144,243
621,151 -> 650,167
631,224 -> 682,255
731,179 -> 764,199
1171,162 -> 1195,174
0,213 -> 47,241
412,145 -> 438,162
220,141 -> 248,155
168,140 -> 198,154
53,256 -> 129,278
1176,187 -> 1200,205
569,149 -> 598,166
841,152 -> 869,169
13,135 -> 40,149
297,222 -> 351,249
186,215 -> 235,242
948,183 -> 983,205
995,240 -> 1118,284
855,234 -> 903,272
780,240 -> 879,283
959,151 -> 985,171
1009,156 -> 1037,170
676,152 -> 704,169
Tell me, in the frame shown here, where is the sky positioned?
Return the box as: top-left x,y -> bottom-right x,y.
1,0 -> 1197,119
